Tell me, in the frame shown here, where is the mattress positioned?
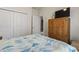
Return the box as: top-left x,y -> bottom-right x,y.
0,34 -> 77,52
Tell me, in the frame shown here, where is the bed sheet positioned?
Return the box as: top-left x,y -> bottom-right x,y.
0,34 -> 77,52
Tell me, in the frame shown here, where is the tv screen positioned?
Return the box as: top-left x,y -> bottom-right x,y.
55,8 -> 70,18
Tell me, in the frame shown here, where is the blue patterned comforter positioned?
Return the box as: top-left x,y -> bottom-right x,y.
0,34 -> 77,52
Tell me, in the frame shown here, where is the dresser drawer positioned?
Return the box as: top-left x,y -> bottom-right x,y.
49,33 -> 69,44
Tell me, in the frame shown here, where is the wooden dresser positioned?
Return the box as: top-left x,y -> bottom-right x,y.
48,17 -> 70,44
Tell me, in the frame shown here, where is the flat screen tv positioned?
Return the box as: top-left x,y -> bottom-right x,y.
55,8 -> 70,18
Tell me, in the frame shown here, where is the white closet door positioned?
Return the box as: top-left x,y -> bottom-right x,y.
0,10 -> 12,39
33,16 -> 41,34
13,12 -> 31,37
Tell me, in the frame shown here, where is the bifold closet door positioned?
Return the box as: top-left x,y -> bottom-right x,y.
0,10 -> 12,39
32,16 -> 41,34
13,12 -> 31,37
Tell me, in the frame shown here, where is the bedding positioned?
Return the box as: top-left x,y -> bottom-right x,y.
0,34 -> 77,52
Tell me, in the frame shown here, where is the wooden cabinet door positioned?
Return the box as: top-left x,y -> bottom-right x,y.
48,17 -> 70,43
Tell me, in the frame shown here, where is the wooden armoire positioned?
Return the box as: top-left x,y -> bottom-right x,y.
48,17 -> 70,44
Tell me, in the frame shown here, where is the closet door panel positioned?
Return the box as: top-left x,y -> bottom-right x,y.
32,16 -> 41,34
13,13 -> 31,37
0,10 -> 11,39
26,15 -> 31,34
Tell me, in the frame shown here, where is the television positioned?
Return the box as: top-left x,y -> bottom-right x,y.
55,8 -> 70,18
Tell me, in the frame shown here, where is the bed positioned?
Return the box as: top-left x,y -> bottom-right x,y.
0,34 -> 77,52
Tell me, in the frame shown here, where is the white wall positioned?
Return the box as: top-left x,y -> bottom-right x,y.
32,8 -> 39,16
70,7 -> 79,40
39,7 -> 65,36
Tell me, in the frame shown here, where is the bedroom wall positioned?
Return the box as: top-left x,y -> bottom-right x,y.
39,7 -> 65,36
32,8 -> 39,16
70,7 -> 79,40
